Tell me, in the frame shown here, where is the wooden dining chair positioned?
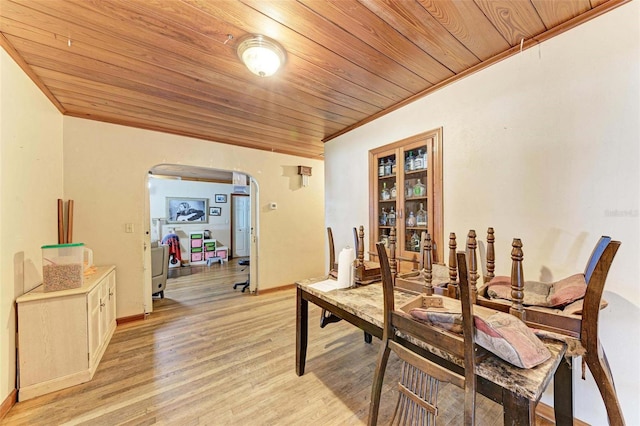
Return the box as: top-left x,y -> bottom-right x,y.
476,234 -> 625,425
322,227 -> 373,343
354,225 -> 382,284
321,227 -> 342,327
369,242 -> 477,425
327,226 -> 339,278
574,237 -> 624,425
505,236 -> 624,425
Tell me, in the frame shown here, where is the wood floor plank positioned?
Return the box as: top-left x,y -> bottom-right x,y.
4,259 -> 510,425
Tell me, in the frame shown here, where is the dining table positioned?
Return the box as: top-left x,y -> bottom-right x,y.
296,275 -> 573,425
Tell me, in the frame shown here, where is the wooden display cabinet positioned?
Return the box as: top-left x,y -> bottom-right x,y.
369,129 -> 443,270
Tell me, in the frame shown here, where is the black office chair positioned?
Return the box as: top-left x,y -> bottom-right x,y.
233,258 -> 250,292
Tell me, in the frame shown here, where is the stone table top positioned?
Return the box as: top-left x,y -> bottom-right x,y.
297,276 -> 567,402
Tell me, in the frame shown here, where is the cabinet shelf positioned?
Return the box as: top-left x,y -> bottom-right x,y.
405,168 -> 427,176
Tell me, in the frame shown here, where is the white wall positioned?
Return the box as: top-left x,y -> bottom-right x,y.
63,117 -> 326,317
149,178 -> 235,256
325,3 -> 639,425
0,50 -> 64,405
1,42 -> 325,409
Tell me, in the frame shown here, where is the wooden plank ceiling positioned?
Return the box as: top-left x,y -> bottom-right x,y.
0,0 -> 627,159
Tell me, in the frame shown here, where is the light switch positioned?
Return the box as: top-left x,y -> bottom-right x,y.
125,223 -> 134,233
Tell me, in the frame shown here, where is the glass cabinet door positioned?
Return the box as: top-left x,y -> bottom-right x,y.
401,143 -> 428,255
375,151 -> 397,250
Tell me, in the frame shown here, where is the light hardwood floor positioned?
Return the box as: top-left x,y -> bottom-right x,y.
4,259 -> 520,425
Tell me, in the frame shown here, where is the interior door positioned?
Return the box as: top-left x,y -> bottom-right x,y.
232,194 -> 250,257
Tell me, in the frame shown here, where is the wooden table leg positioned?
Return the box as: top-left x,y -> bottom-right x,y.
502,389 -> 535,425
296,287 -> 308,376
553,358 -> 574,426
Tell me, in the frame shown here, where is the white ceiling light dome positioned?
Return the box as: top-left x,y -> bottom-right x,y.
237,34 -> 286,77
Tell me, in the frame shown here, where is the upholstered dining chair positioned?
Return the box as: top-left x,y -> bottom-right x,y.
369,243 -> 477,425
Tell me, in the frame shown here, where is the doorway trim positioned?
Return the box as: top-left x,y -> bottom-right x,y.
249,176 -> 259,294
144,165 -> 260,312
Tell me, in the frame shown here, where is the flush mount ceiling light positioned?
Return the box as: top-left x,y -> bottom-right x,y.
236,34 -> 286,77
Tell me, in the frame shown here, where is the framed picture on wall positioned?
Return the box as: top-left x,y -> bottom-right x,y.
209,207 -> 221,216
215,194 -> 227,203
166,197 -> 208,223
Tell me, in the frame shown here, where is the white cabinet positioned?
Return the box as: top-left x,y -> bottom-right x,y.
16,265 -> 116,401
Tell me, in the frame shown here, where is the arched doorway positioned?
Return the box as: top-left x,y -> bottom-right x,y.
144,164 -> 259,312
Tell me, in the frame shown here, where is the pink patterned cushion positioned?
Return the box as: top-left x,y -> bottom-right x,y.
486,273 -> 587,308
547,274 -> 588,307
409,308 -> 550,369
473,312 -> 550,368
409,309 -> 462,334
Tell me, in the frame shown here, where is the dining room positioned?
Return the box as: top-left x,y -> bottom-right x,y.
0,1 -> 637,424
